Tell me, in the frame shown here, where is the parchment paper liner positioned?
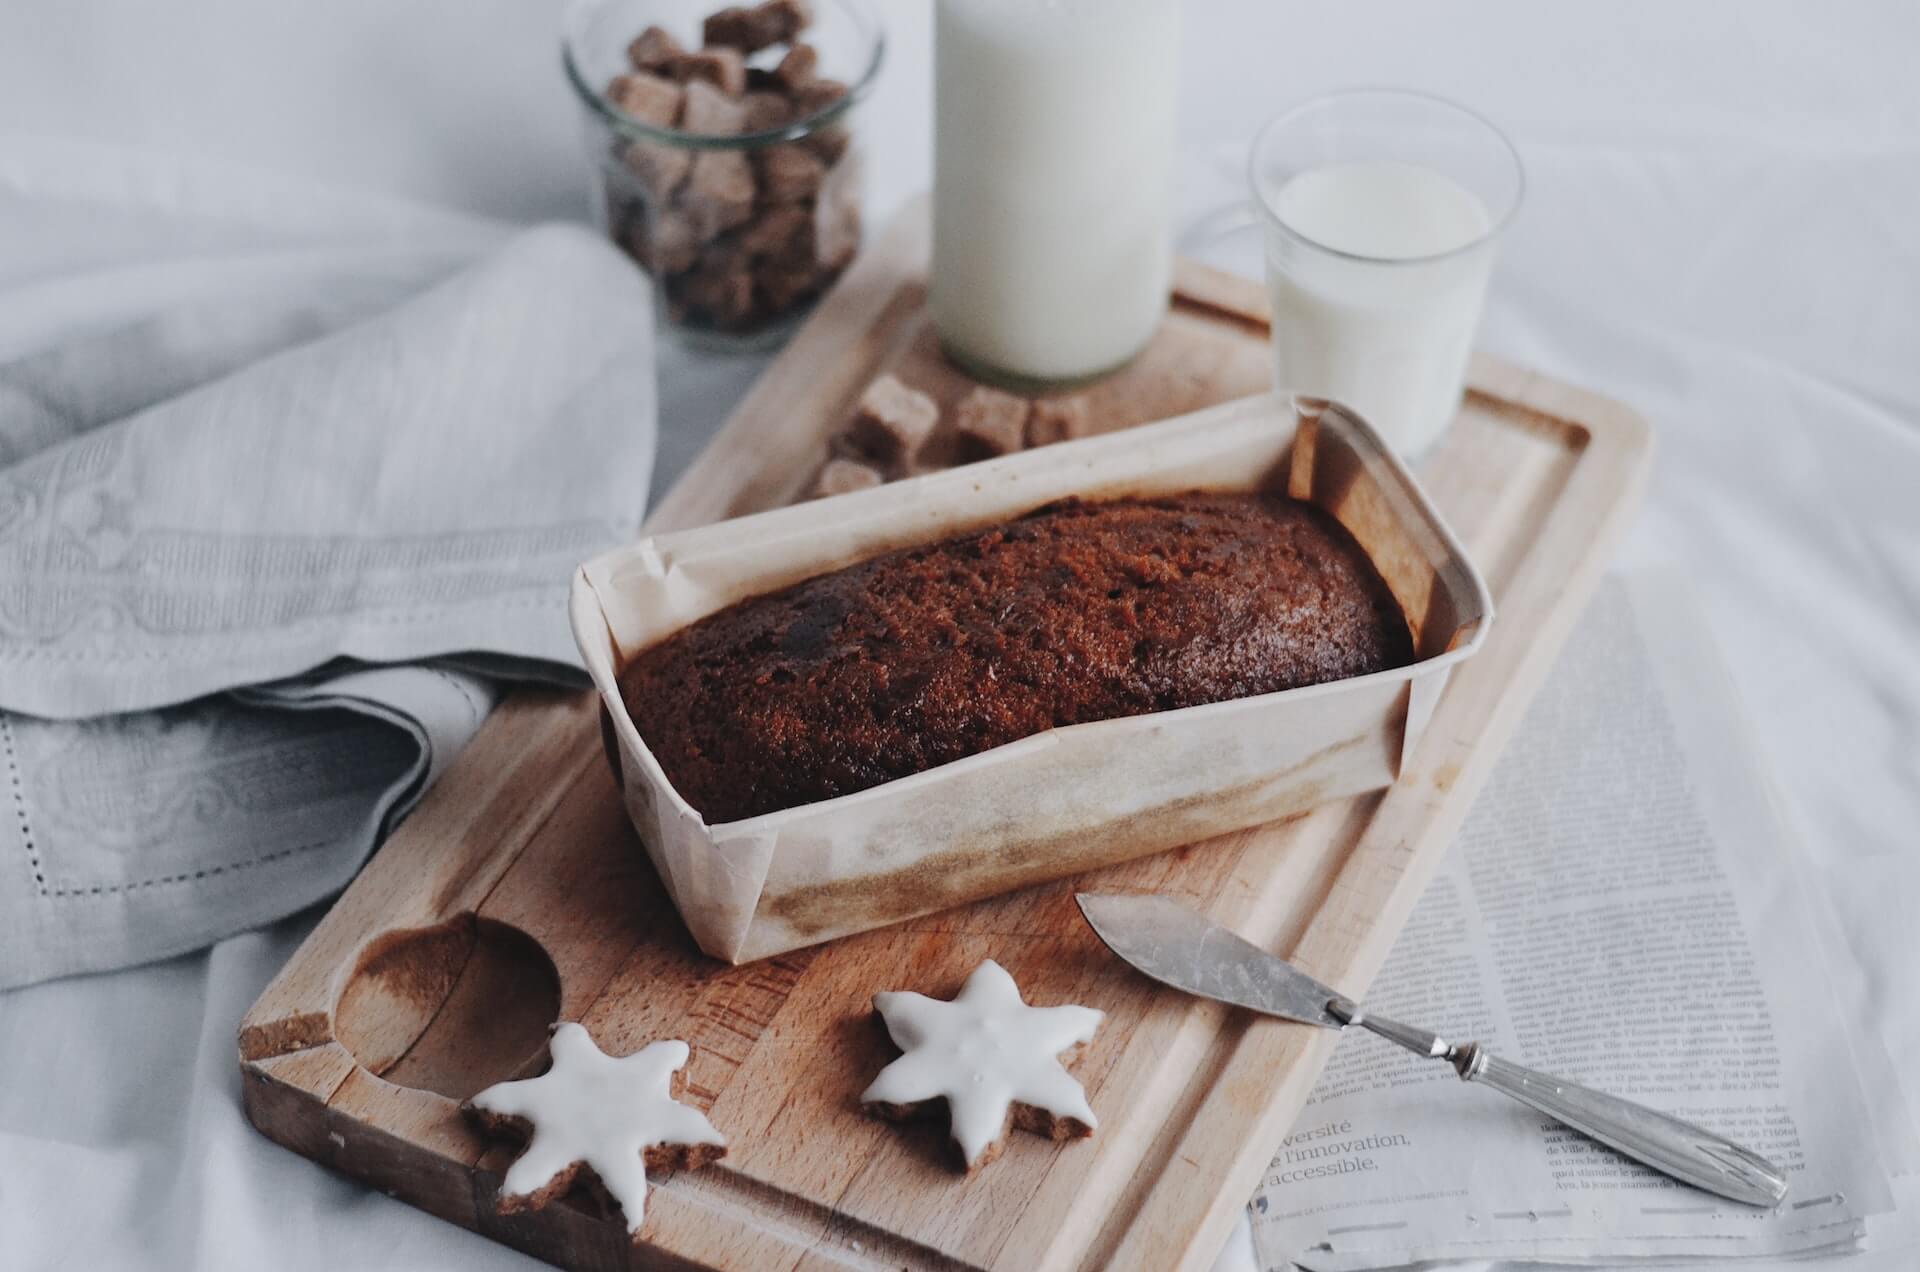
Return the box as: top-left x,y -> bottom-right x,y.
571,393 -> 1492,963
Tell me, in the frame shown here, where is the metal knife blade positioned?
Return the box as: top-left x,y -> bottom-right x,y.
1076,895 -> 1792,1209
1075,892 -> 1345,1027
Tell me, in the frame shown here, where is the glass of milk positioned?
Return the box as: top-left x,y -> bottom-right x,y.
1250,90 -> 1523,459
931,0 -> 1180,389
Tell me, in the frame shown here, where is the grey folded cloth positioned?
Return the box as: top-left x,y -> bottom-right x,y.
0,217 -> 657,988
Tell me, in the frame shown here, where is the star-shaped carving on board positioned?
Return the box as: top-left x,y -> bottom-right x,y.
464,1023 -> 726,1237
861,959 -> 1105,1169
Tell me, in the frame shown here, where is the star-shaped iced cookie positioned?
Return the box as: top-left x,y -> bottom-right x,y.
861,959 -> 1104,1169
464,1023 -> 726,1237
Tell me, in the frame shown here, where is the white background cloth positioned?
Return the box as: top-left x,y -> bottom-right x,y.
1,2 -> 1915,1269
0,212 -> 660,988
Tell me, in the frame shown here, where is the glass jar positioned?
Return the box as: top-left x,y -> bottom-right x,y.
563,0 -> 884,349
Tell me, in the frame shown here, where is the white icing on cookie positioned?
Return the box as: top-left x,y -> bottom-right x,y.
861,959 -> 1104,1168
468,1023 -> 724,1234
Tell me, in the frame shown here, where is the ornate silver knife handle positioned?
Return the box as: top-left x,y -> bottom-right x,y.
1326,999 -> 1789,1208
1451,1045 -> 1790,1208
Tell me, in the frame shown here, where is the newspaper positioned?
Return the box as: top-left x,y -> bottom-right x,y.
1248,574 -> 1911,1269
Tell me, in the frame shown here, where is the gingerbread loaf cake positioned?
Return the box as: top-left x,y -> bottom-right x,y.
618,491 -> 1413,823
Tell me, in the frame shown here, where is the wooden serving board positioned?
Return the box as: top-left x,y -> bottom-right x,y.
239,204 -> 1650,1271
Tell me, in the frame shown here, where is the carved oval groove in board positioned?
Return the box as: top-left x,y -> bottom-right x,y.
335,913 -> 561,1101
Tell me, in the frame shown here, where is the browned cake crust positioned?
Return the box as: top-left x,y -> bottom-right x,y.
620,491 -> 1413,823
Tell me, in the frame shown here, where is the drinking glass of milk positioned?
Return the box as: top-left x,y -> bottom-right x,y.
1250,90 -> 1523,458
931,0 -> 1180,389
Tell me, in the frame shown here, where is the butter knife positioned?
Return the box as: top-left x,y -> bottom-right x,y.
1076,892 -> 1789,1208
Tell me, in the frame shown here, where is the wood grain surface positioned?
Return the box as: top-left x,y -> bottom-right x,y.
239,202 -> 1650,1271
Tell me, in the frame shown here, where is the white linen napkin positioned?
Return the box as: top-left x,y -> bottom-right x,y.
0,144 -> 657,987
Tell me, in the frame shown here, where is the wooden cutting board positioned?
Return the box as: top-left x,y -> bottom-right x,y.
238,203 -> 1650,1272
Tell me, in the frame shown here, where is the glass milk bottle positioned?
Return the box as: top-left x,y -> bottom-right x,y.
931,0 -> 1180,388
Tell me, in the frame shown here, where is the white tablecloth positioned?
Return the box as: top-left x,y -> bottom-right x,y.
2,3 -> 1914,1269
